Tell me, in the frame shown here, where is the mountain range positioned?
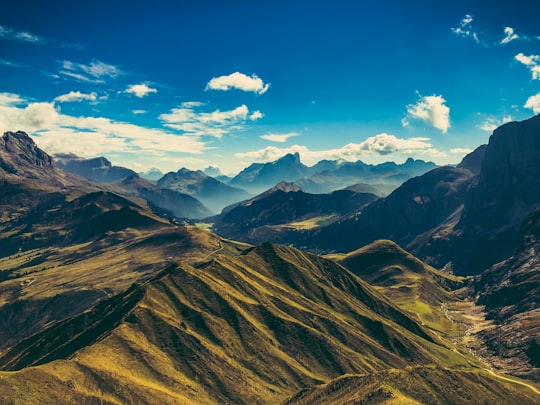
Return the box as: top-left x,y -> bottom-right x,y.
157,168 -> 251,214
0,122 -> 539,404
228,152 -> 437,195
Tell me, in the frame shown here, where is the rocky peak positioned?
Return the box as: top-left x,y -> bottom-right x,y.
0,131 -> 54,176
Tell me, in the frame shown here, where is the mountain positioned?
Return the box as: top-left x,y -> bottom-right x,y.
302,165 -> 474,256
473,207 -> 540,381
139,166 -> 164,182
157,168 -> 251,214
228,153 -> 437,195
228,152 -> 310,194
269,114 -> 540,278
0,131 -> 87,190
3,242 -> 534,404
111,173 -> 213,219
55,153 -> 137,182
1,129 -> 539,403
212,182 -> 379,245
0,133 -> 232,354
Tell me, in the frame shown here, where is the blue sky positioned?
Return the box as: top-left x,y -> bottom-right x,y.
1,1 -> 539,174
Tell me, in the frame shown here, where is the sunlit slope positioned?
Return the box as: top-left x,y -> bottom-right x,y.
284,366 -> 539,405
333,240 -> 465,333
0,243 -> 476,404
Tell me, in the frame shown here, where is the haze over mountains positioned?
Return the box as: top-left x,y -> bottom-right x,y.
0,118 -> 539,404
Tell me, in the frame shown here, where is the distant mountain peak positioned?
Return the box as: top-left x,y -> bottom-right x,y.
276,152 -> 301,164
269,181 -> 302,193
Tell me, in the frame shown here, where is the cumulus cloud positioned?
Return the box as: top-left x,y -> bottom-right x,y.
260,132 -> 300,143
524,92 -> 540,114
59,60 -> 123,83
478,114 -> 512,132
500,27 -> 519,44
0,25 -> 44,43
159,102 -> 263,138
451,14 -> 480,44
54,91 -> 98,103
405,94 -> 451,133
515,53 -> 540,80
125,83 -> 157,98
236,133 -> 442,164
0,95 -> 206,159
206,72 -> 270,94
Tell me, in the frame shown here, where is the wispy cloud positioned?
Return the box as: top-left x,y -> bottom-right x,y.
206,72 -> 270,95
403,94 -> 450,133
524,92 -> 540,114
159,102 -> 263,138
515,53 -> 540,80
125,83 -> 157,98
58,60 -> 123,83
260,132 -> 299,143
236,133 -> 442,164
478,114 -> 512,132
0,25 -> 44,44
451,14 -> 480,44
0,58 -> 26,68
54,91 -> 97,103
500,27 -> 519,45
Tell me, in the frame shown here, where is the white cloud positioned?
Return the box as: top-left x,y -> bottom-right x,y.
405,94 -> 451,133
524,92 -> 540,114
451,14 -> 480,44
0,95 -> 207,159
206,72 -> 270,95
59,60 -> 123,83
478,114 -> 512,132
515,53 -> 540,80
500,27 -> 519,44
125,83 -> 157,98
236,133 -> 441,164
159,103 -> 263,138
450,148 -> 473,155
54,91 -> 98,103
260,132 -> 300,143
0,25 -> 44,43
0,92 -> 25,106
249,110 -> 264,120
132,110 -> 147,115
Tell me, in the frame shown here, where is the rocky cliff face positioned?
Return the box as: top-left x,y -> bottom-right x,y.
473,208 -> 540,381
451,114 -> 540,273
0,131 -> 55,178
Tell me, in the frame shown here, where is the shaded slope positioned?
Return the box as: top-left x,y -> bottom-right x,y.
303,166 -> 473,255
212,183 -> 378,245
473,207 -> 540,381
0,243 -> 475,404
111,173 -> 212,219
55,154 -> 136,182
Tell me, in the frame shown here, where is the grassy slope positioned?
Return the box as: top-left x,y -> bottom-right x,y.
284,366 -> 539,405
0,242 -> 480,404
0,188 -> 233,352
332,240 -> 465,336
